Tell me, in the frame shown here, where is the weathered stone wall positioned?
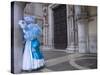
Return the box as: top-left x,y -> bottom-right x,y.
88,7 -> 97,53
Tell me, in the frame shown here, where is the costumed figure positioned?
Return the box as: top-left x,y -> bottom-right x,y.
18,16 -> 45,71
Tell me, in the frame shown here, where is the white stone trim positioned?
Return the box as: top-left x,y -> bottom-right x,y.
48,4 -> 58,49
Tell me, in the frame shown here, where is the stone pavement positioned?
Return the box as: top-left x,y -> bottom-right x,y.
22,50 -> 97,73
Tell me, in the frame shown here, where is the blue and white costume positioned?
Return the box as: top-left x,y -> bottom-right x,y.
18,16 -> 45,71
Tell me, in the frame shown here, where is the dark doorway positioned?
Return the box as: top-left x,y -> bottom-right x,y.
53,5 -> 67,49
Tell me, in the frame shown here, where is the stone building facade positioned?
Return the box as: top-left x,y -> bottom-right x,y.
24,3 -> 97,53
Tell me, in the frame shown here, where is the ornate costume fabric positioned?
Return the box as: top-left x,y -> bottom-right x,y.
18,16 -> 45,70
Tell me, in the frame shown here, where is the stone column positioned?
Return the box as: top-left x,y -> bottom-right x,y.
75,6 -> 88,53
48,5 -> 54,49
66,5 -> 78,53
42,5 -> 49,49
12,2 -> 26,73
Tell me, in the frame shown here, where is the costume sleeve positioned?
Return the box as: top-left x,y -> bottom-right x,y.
37,24 -> 42,35
24,30 -> 33,40
31,24 -> 42,39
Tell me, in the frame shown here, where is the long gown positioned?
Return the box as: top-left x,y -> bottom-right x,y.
18,17 -> 45,71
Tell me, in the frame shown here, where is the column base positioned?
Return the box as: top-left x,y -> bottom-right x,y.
41,45 -> 53,51
66,45 -> 78,53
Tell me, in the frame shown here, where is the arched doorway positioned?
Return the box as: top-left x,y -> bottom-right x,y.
53,5 -> 67,49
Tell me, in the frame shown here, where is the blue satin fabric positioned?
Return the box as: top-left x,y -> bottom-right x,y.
23,24 -> 43,59
31,39 -> 43,59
